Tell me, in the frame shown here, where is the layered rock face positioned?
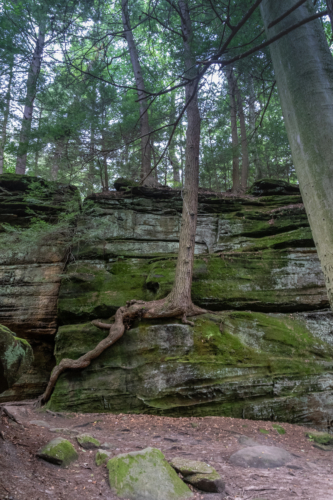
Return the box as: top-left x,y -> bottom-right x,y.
49,180 -> 333,427
2,174 -> 333,428
0,174 -> 79,401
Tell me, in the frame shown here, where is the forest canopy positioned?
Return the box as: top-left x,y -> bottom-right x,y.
1,0 -> 331,196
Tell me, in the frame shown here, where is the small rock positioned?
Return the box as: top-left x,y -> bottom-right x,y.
76,433 -> 100,450
312,443 -> 333,451
29,420 -> 51,428
50,427 -> 78,436
107,447 -> 193,499
238,436 -> 260,447
36,437 -> 78,466
306,431 -> 333,446
170,458 -> 224,493
100,442 -> 117,450
95,449 -> 112,466
229,445 -> 292,469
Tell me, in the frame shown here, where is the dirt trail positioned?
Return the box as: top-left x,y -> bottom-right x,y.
0,403 -> 332,500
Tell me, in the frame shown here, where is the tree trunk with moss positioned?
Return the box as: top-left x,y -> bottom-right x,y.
0,62 -> 13,174
260,0 -> 333,307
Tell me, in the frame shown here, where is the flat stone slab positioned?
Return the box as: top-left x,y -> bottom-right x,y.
229,445 -> 292,469
36,437 -> 78,467
29,420 -> 51,428
76,433 -> 100,449
107,447 -> 193,499
169,458 -> 224,493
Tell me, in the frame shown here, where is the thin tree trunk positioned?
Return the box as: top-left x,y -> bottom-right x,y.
260,0 -> 333,307
249,77 -> 263,180
121,0 -> 155,186
0,63 -> 13,174
101,133 -> 109,191
225,67 -> 240,193
169,93 -> 181,185
234,76 -> 250,191
327,0 -> 333,32
51,140 -> 63,181
16,22 -> 45,174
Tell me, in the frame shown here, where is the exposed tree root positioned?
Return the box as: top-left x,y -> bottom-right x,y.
39,297 -> 206,405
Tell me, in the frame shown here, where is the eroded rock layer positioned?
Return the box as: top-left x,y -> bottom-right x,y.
0,174 -> 79,401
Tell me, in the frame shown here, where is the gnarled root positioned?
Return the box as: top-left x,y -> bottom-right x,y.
39,297 -> 206,405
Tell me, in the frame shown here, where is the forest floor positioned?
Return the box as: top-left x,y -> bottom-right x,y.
0,403 -> 332,500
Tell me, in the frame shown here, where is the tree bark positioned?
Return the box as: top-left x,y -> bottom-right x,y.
225,67 -> 240,193
121,0 -> 156,186
260,0 -> 333,307
249,77 -> 263,180
327,0 -> 333,33
0,63 -> 13,175
235,76 -> 250,191
169,93 -> 181,185
16,23 -> 45,175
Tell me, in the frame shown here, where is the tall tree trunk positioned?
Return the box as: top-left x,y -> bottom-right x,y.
0,63 -> 13,174
166,0 -> 201,310
249,77 -> 263,180
260,0 -> 333,307
327,0 -> 333,32
225,67 -> 240,193
235,76 -> 250,190
16,23 -> 45,175
101,132 -> 109,191
169,93 -> 181,185
121,0 -> 155,186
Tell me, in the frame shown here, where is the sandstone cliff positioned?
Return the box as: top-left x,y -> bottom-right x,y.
1,174 -> 332,429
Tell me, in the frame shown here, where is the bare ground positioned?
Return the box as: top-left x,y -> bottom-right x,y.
0,403 -> 332,500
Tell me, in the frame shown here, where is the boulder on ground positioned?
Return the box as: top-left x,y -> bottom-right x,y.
169,457 -> 224,493
107,447 -> 193,500
36,437 -> 78,467
76,433 -> 100,449
238,436 -> 260,447
95,449 -> 112,466
248,178 -> 300,197
306,431 -> 333,445
229,445 -> 292,469
0,324 -> 33,393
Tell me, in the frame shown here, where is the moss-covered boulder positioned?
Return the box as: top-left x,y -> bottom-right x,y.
169,458 -> 224,493
247,179 -> 300,197
36,437 -> 78,466
107,447 -> 193,499
306,431 -> 333,445
95,449 -> 112,466
47,312 -> 333,427
0,324 -> 33,393
76,433 -> 100,449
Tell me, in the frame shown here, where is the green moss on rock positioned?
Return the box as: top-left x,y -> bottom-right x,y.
76,433 -> 100,449
306,431 -> 333,445
95,449 -> 112,466
36,437 -> 78,466
107,447 -> 193,500
0,324 -> 33,393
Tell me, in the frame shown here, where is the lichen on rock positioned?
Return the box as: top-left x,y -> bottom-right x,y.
0,324 -> 33,393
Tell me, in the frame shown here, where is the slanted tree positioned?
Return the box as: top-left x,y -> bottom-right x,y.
260,0 -> 333,306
